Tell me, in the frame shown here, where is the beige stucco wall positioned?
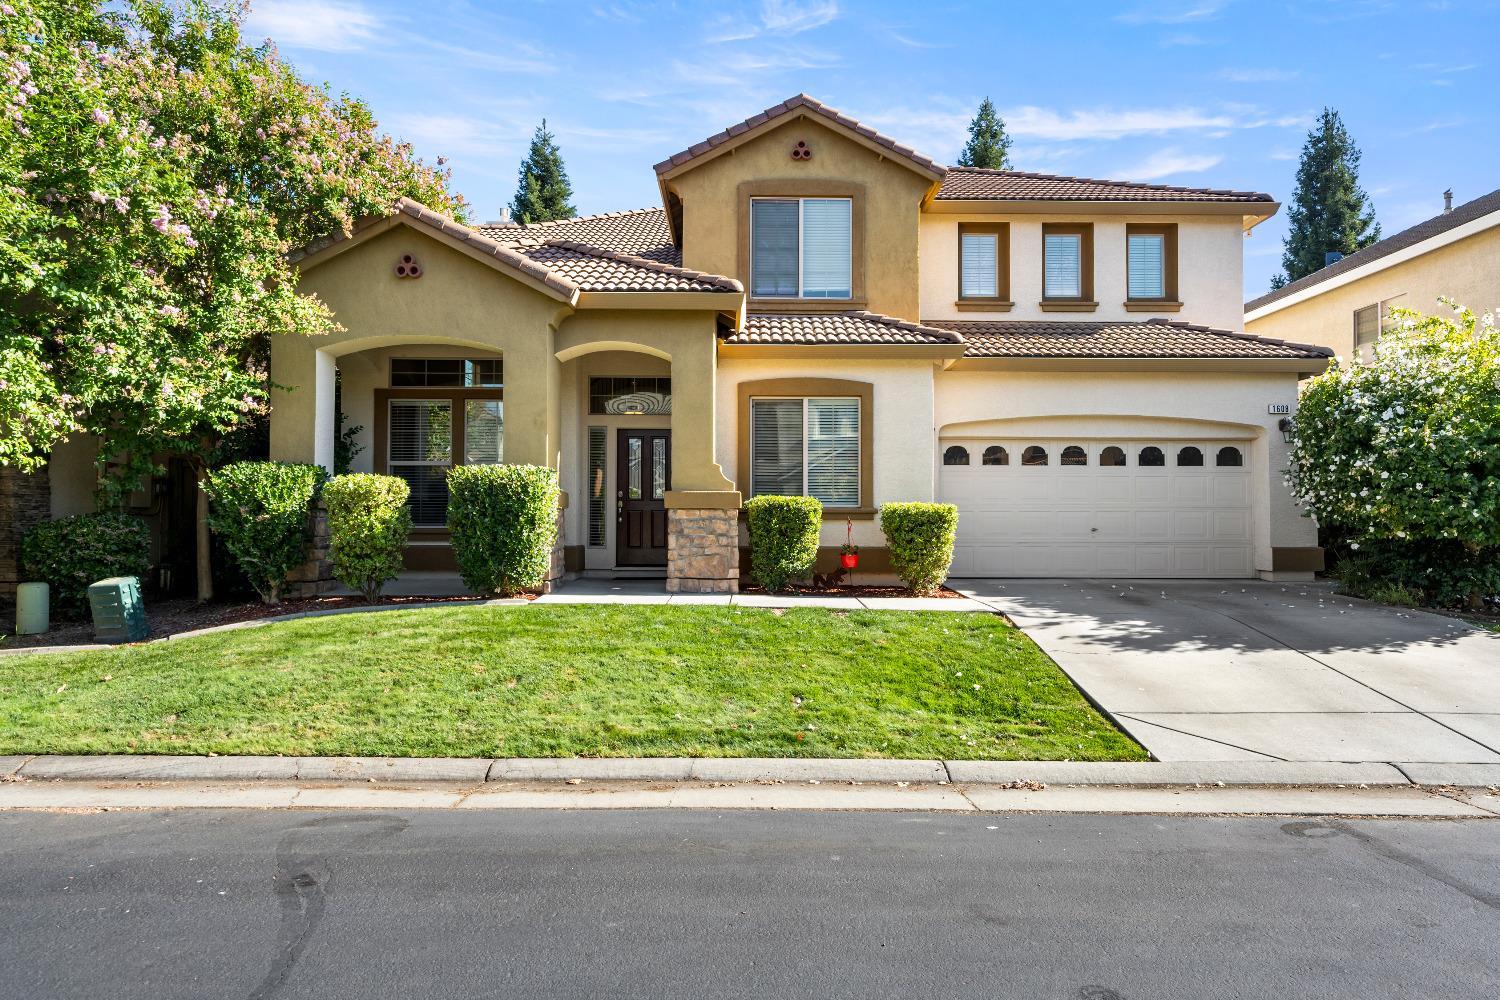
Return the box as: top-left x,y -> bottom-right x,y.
934,368 -> 1316,575
715,356 -> 938,548
919,214 -> 1247,331
273,225 -> 571,471
1244,224 -> 1500,358
667,116 -> 935,320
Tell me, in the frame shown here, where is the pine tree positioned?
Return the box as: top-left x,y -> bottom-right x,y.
1278,108 -> 1380,284
957,98 -> 1013,170
510,119 -> 575,224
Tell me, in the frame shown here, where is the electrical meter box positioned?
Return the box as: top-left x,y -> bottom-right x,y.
88,576 -> 149,644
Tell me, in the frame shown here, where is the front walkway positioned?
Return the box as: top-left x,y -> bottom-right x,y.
956,579 -> 1500,765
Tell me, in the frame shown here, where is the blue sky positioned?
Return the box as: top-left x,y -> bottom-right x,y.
244,0 -> 1498,299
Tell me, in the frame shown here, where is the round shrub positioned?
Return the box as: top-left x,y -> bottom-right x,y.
447,464 -> 560,596
745,495 -> 822,592
20,513 -> 151,617
323,473 -> 412,602
879,502 -> 958,595
203,461 -> 326,604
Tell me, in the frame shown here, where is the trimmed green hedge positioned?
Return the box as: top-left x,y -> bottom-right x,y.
880,502 -> 958,595
20,513 -> 151,617
745,495 -> 822,592
323,474 -> 411,602
203,461 -> 325,604
447,464 -> 559,596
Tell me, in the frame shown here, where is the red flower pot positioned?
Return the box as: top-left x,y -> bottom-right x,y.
840,553 -> 859,570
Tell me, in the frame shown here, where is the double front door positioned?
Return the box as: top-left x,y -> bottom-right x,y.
617,429 -> 670,566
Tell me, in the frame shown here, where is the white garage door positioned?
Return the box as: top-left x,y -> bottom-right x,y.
939,438 -> 1253,578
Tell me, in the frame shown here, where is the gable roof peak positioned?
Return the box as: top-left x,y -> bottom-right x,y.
654,93 -> 946,181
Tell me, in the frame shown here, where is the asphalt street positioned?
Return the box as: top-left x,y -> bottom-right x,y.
1,808 -> 1496,999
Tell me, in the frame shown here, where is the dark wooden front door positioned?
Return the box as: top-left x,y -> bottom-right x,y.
617,430 -> 670,566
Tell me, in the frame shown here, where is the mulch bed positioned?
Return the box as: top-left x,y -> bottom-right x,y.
740,585 -> 966,599
2,593 -> 513,650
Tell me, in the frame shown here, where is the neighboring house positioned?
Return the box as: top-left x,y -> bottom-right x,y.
11,93 -> 1330,601
1245,187 -> 1500,360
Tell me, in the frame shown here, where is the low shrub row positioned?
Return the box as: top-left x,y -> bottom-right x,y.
745,495 -> 959,595
20,513 -> 152,616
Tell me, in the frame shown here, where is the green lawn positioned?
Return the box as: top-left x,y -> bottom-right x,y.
0,605 -> 1145,761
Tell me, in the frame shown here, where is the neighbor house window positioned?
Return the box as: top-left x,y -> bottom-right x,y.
1354,295 -> 1407,359
1126,224 -> 1178,302
750,397 -> 860,506
958,223 -> 1009,301
750,197 -> 852,299
1042,224 -> 1093,303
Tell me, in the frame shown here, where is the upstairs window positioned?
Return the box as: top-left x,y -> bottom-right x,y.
750,197 -> 852,299
958,223 -> 1009,301
1042,224 -> 1093,302
1126,224 -> 1178,303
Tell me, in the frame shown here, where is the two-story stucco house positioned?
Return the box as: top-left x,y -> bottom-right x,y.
274,94 -> 1332,594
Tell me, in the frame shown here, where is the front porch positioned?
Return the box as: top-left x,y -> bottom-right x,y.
272,210 -> 747,593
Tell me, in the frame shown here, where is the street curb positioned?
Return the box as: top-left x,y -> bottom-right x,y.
8,754 -> 1495,788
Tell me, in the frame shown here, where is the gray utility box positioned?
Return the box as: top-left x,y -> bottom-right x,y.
88,576 -> 149,644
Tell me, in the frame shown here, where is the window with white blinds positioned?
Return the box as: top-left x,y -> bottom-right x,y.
960,232 -> 999,298
388,399 -> 452,526
750,197 -> 851,298
1043,232 -> 1082,298
750,397 -> 859,507
1127,233 -> 1166,299
587,426 -> 607,547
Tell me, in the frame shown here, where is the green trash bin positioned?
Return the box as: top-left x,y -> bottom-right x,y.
88,576 -> 149,644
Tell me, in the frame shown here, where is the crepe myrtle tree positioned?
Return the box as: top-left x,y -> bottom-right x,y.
0,0 -> 463,596
1286,301 -> 1500,607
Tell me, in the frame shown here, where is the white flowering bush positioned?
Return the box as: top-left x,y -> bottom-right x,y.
1287,301 -> 1500,606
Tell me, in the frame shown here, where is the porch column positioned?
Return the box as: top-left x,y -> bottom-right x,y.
665,332 -> 741,593
267,337 -> 337,471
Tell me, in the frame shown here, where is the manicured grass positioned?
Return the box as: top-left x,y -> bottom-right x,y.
0,605 -> 1145,761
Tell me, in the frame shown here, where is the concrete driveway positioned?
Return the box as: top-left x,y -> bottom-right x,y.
955,580 -> 1500,765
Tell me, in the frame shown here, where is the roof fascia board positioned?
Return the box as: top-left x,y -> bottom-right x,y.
926,198 -> 1278,225
718,343 -> 966,361
577,290 -> 746,311
1245,207 -> 1500,320
946,357 -> 1328,375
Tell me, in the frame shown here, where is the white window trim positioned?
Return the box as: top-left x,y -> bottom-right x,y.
749,197 -> 852,300
749,395 -> 861,506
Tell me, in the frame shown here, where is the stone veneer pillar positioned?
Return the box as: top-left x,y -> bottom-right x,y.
283,502 -> 337,599
0,465 -> 51,607
666,507 -> 741,594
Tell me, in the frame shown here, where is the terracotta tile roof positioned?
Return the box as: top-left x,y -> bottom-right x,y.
936,167 -> 1274,204
518,241 -> 741,293
654,94 -> 946,180
922,319 -> 1333,360
1246,186 -> 1500,313
478,207 -> 681,265
723,311 -> 963,346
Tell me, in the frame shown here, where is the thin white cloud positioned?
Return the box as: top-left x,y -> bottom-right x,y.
672,47 -> 839,86
1159,32 -> 1216,46
1116,1 -> 1228,25
244,0 -> 382,52
1004,106 -> 1239,141
707,0 -> 838,42
886,28 -> 941,48
1219,67 -> 1299,83
1113,147 -> 1224,182
1267,147 -> 1297,161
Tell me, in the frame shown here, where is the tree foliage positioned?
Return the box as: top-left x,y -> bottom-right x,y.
0,0 -> 464,496
509,118 -> 574,224
1288,302 -> 1500,604
956,97 -> 1012,170
1278,107 -> 1380,285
